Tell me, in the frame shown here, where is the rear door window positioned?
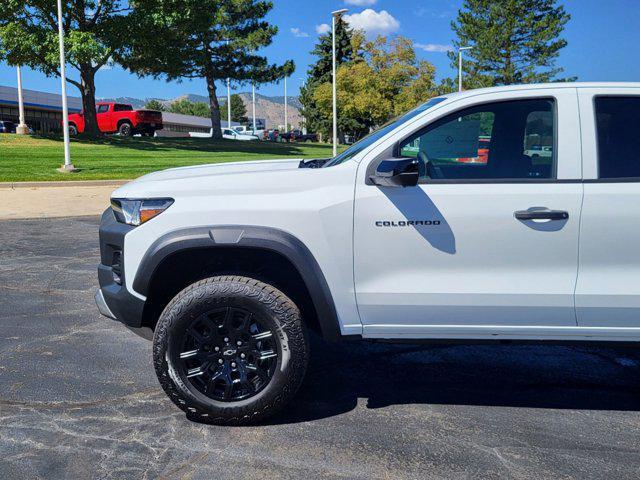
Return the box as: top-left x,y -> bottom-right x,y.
595,96 -> 640,179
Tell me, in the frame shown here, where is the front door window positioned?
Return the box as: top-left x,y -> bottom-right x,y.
398,99 -> 555,181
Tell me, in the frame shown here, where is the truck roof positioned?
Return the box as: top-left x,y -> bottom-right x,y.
446,82 -> 640,101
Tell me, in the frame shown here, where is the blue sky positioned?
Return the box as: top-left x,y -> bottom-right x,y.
1,0 -> 639,100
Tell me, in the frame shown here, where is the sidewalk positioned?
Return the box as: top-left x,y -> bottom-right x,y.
0,180 -> 129,220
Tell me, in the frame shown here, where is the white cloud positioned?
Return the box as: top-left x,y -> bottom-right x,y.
345,0 -> 377,5
343,9 -> 400,36
414,42 -> 453,53
315,23 -> 331,35
290,27 -> 309,38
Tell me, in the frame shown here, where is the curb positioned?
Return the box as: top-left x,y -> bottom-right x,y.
0,180 -> 131,189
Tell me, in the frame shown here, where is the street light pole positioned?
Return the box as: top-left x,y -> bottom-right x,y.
331,9 -> 347,157
458,46 -> 472,92
56,0 -> 75,172
252,83 -> 257,133
298,77 -> 306,134
16,66 -> 28,135
227,78 -> 232,129
284,76 -> 288,133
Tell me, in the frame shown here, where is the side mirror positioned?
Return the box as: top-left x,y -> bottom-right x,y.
370,157 -> 420,187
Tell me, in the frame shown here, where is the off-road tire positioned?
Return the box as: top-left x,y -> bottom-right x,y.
118,122 -> 132,136
153,275 -> 309,425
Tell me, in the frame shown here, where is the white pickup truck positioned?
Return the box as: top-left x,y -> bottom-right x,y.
96,83 -> 640,425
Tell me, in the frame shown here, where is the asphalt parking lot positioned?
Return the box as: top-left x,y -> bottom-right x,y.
2,216 -> 640,479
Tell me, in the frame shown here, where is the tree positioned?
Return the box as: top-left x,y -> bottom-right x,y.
168,99 -> 210,118
449,0 -> 572,88
312,34 -> 438,140
0,1 -> 135,136
144,99 -> 165,111
299,17 -> 355,138
123,0 -> 292,139
220,94 -> 248,123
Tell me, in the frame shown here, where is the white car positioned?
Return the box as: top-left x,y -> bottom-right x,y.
96,82 -> 640,425
524,145 -> 553,158
222,128 -> 258,141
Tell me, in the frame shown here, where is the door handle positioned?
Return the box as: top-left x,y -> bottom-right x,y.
514,210 -> 569,221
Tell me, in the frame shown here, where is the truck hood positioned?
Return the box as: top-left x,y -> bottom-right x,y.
130,158 -> 303,184
111,157 -> 318,199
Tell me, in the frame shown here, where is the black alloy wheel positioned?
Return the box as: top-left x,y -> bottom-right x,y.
178,306 -> 278,402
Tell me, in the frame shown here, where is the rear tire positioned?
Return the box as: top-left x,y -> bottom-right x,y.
118,122 -> 132,136
68,124 -> 78,136
153,275 -> 309,425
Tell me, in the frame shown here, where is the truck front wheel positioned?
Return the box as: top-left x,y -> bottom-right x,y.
118,122 -> 132,136
153,275 -> 309,425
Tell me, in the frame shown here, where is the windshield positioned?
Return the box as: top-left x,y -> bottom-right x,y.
323,97 -> 447,167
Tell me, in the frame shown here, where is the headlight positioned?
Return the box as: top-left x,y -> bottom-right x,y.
111,198 -> 174,226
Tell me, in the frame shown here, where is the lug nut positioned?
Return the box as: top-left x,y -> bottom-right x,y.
237,341 -> 242,346
218,359 -> 224,364
231,362 -> 237,368
240,353 -> 246,359
214,346 -> 220,352
224,337 -> 229,343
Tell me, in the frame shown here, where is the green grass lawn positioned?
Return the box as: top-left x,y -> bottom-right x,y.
0,134 -> 340,182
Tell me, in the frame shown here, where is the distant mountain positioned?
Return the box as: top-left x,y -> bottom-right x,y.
164,94 -> 208,107
97,96 -> 162,109
268,95 -> 302,110
99,92 -> 301,129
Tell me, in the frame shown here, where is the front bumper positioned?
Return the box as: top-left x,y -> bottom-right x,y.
95,289 -> 116,319
96,207 -> 146,328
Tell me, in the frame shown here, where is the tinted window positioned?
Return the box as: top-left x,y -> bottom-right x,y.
97,105 -> 109,113
114,104 -> 133,112
595,97 -> 640,179
398,99 -> 555,180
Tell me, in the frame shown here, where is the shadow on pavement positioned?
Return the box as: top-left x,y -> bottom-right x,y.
265,336 -> 640,425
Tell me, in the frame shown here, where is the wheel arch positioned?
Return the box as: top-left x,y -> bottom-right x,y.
134,226 -> 343,341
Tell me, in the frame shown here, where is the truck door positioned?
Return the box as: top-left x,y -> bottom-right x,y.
576,89 -> 640,328
96,104 -> 111,132
354,89 -> 584,337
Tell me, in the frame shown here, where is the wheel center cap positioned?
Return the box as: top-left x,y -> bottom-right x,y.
223,348 -> 236,357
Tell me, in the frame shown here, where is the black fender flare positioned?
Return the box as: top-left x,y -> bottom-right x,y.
132,225 -> 343,341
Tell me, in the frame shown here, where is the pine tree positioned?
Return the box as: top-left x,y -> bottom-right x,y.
124,0 -> 292,139
449,0 -> 572,88
220,94 -> 248,123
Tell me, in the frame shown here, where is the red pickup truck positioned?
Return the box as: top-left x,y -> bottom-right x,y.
67,102 -> 163,136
